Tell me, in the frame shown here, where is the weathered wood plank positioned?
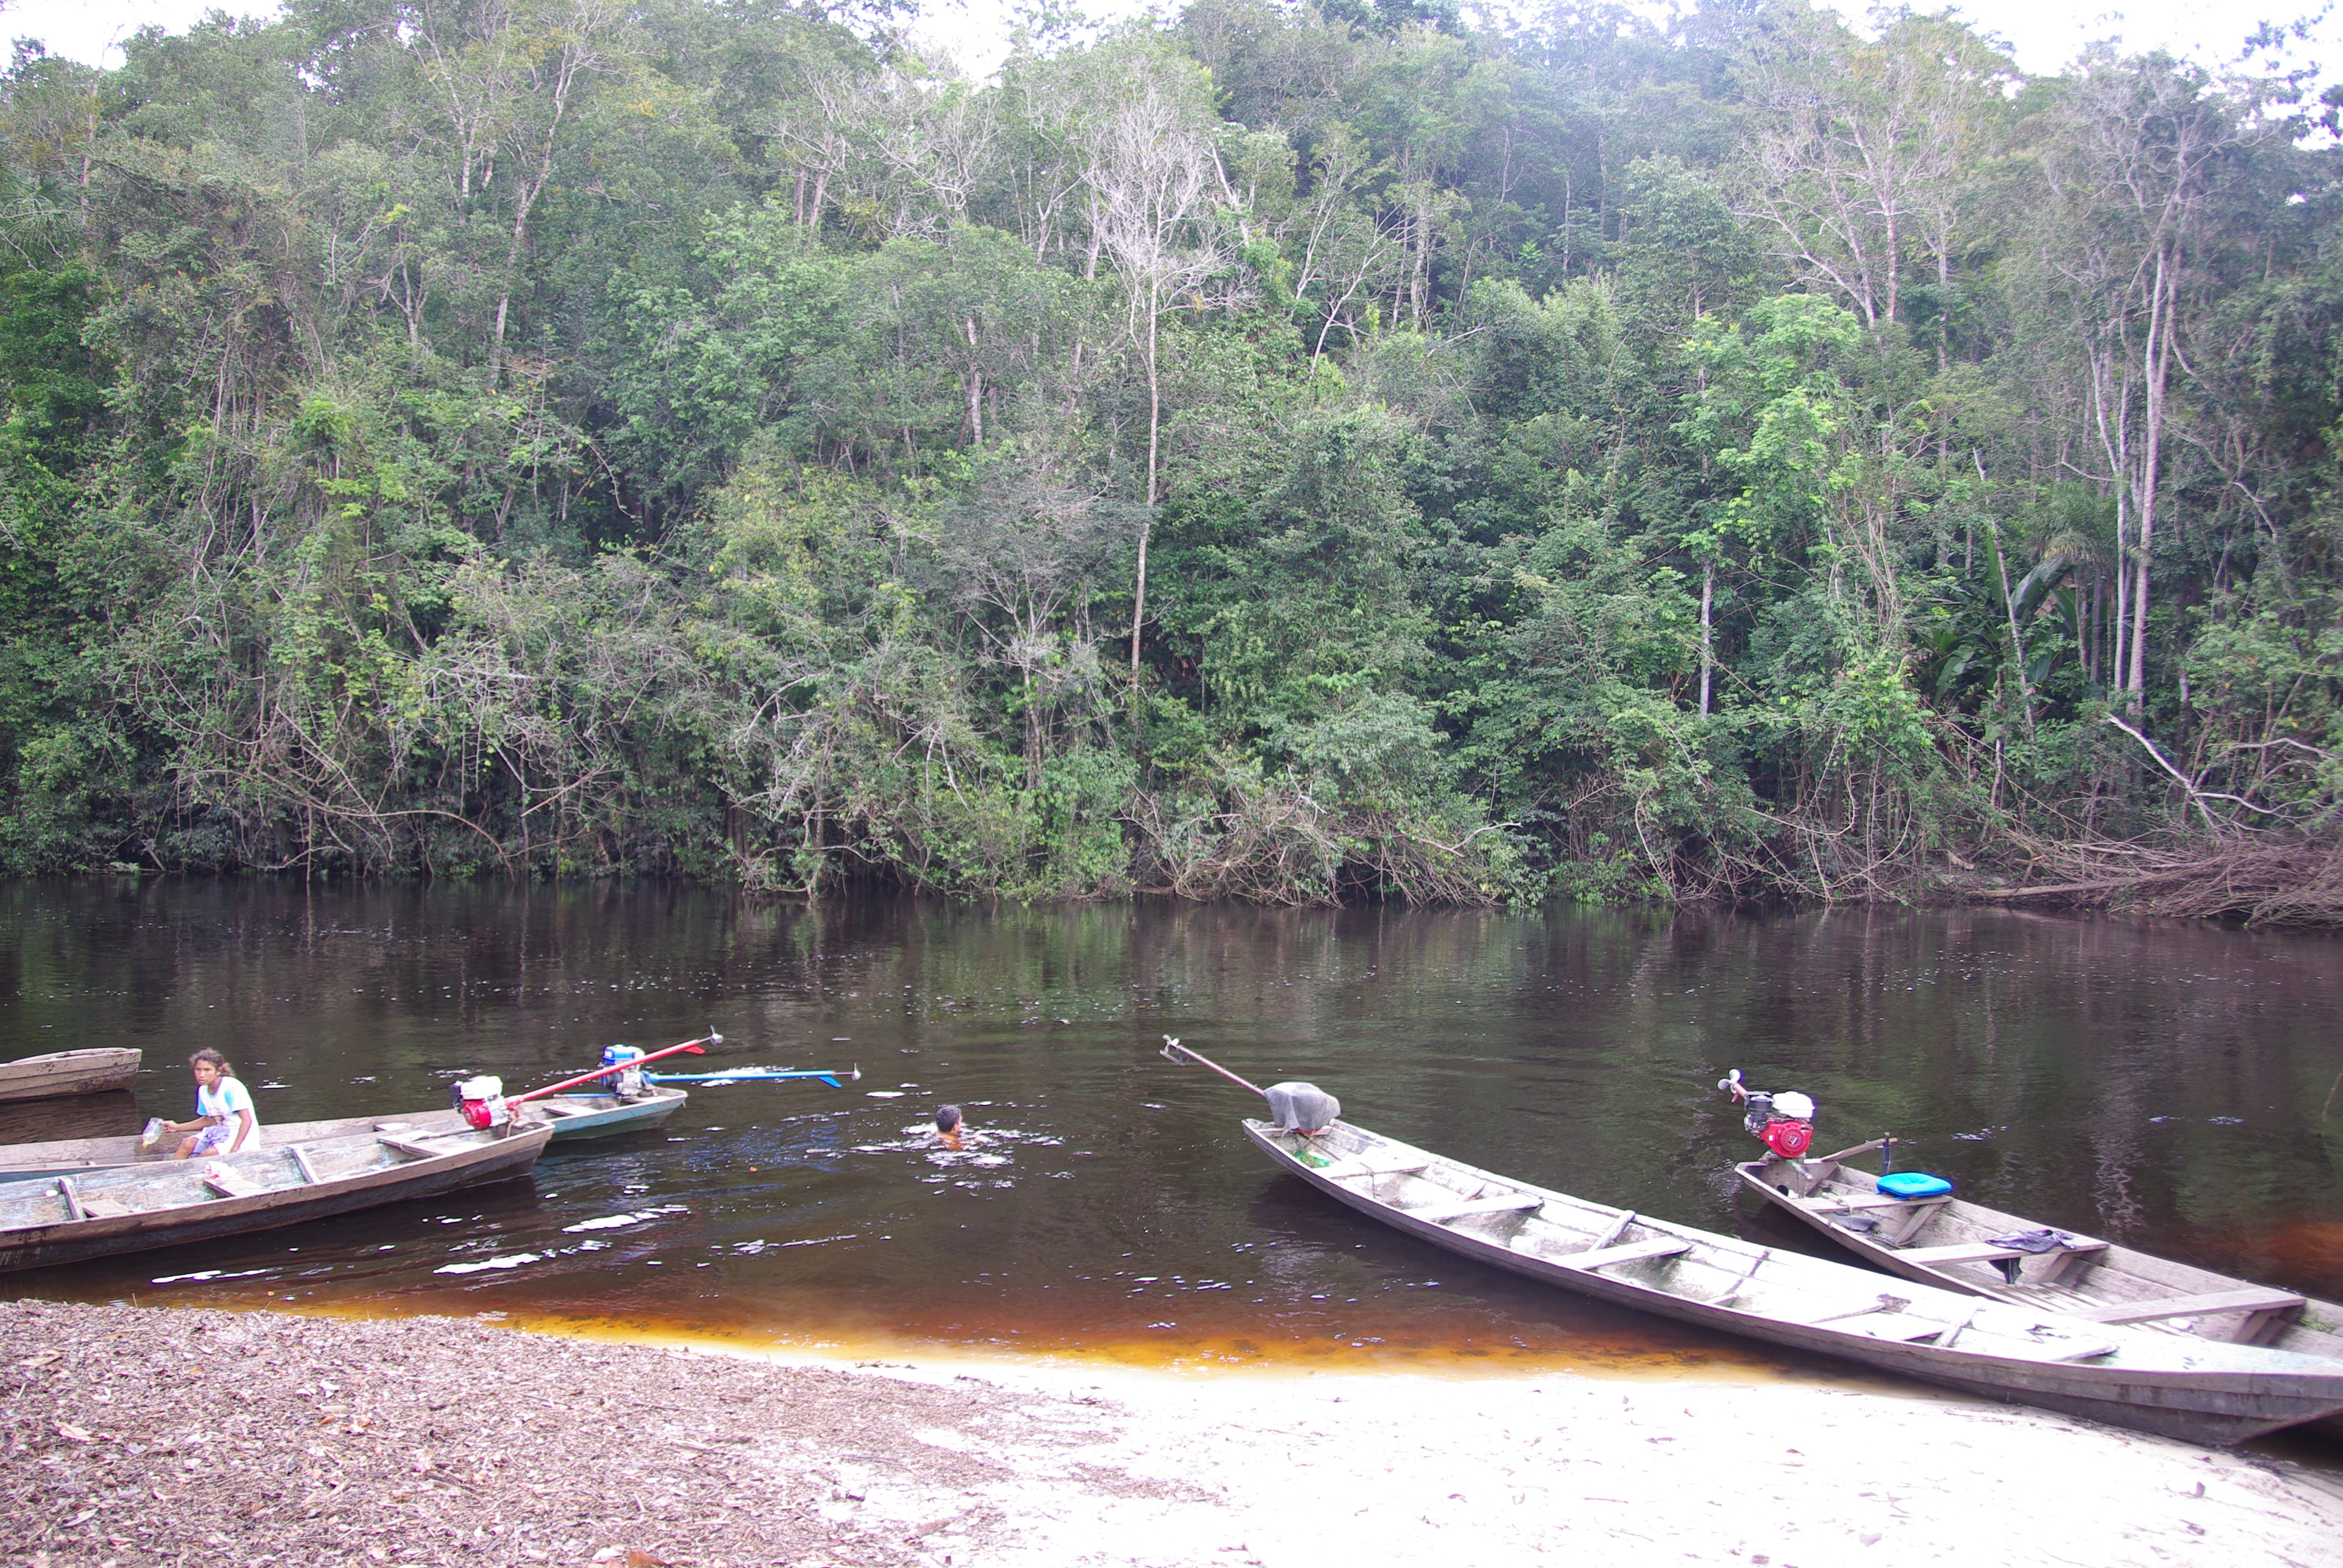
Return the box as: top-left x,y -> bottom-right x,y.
1328,1161 -> 1431,1181
2076,1289 -> 2306,1325
1409,1194 -> 1543,1225
1800,1193 -> 1948,1215
1559,1238 -> 1693,1271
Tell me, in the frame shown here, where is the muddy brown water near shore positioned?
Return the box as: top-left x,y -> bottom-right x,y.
2,882 -> 2340,1408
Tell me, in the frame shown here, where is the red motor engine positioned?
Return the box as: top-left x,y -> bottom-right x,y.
1720,1073 -> 1818,1162
1760,1116 -> 1814,1160
455,1075 -> 511,1131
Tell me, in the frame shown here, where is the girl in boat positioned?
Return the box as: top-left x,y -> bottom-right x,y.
164,1049 -> 261,1160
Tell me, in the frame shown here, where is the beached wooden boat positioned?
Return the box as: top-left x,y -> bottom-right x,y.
1243,1116 -> 2343,1445
0,1121 -> 552,1273
0,1086 -> 687,1183
1732,1144 -> 2343,1361
0,1049 -> 140,1104
0,1109 -> 466,1181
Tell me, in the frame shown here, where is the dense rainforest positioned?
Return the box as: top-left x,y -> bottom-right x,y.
1,0 -> 2340,915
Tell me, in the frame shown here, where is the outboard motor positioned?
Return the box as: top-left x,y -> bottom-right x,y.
1718,1070 -> 1815,1161
1265,1081 -> 1341,1135
598,1044 -> 648,1099
454,1074 -> 511,1131
1757,1090 -> 1816,1160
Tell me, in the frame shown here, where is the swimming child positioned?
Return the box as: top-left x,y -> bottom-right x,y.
163,1048 -> 261,1160
928,1104 -> 978,1151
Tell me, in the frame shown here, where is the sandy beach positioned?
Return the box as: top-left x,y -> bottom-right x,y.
7,1300 -> 2342,1568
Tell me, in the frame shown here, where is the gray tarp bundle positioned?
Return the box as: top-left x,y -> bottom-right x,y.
1265,1082 -> 1341,1134
1986,1229 -> 2080,1253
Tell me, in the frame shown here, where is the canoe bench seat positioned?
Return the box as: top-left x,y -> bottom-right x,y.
2074,1287 -> 2305,1343
1330,1161 -> 1432,1182
1409,1194 -> 1544,1226
1800,1193 -> 1950,1214
200,1168 -> 268,1200
1898,1238 -> 2109,1284
1559,1238 -> 1693,1272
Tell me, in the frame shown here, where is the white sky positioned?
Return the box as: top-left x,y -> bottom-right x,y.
0,0 -> 2329,87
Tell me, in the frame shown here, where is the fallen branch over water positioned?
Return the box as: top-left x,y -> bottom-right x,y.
1974,831 -> 2343,925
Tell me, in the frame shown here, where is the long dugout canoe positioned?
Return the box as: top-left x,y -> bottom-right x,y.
1243,1116 -> 2343,1446
1730,1147 -> 2343,1363
0,1049 -> 140,1105
0,1088 -> 688,1182
0,1122 -> 552,1273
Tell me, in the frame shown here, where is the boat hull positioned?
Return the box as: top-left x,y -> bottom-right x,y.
0,1088 -> 686,1181
0,1049 -> 140,1104
1244,1121 -> 2343,1446
1729,1158 -> 2343,1347
525,1086 -> 688,1139
0,1123 -> 551,1273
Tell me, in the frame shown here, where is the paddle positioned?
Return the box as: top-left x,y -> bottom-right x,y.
506,1034 -> 720,1105
1158,1036 -> 1268,1098
643,1065 -> 861,1088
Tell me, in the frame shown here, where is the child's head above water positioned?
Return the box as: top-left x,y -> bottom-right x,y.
934,1104 -> 963,1134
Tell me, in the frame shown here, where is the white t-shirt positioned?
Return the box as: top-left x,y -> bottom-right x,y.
197,1076 -> 261,1152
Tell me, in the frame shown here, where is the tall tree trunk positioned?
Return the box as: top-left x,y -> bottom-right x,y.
2129,246 -> 2174,701
488,42 -> 585,387
1697,563 -> 1714,717
1882,202 -> 1899,324
963,319 -> 984,447
1130,281 -> 1161,682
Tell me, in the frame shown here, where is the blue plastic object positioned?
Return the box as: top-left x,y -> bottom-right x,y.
643,1067 -> 849,1087
1876,1171 -> 1954,1200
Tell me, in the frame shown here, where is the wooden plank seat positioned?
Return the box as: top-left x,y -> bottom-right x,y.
1800,1192 -> 1951,1214
1329,1161 -> 1432,1181
1801,1294 -> 1914,1325
1408,1194 -> 1544,1225
1559,1238 -> 1693,1271
2074,1288 -> 2305,1326
1800,1298 -> 1985,1346
200,1166 -> 267,1200
1899,1239 -> 2110,1267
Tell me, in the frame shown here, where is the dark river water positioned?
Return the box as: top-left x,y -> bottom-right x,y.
4,880 -> 2341,1391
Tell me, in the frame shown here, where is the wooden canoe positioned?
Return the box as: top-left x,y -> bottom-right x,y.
1732,1145 -> 2343,1362
0,1087 -> 687,1182
514,1085 -> 689,1139
1243,1116 -> 2343,1446
0,1121 -> 552,1273
0,1049 -> 140,1104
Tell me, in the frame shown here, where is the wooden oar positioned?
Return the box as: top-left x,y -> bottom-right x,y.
506,1034 -> 719,1105
1158,1036 -> 1268,1099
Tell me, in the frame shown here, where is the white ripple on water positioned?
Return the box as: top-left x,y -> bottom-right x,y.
434,1252 -> 543,1275
561,1205 -> 687,1233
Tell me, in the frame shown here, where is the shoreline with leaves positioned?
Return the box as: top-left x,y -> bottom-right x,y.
1,2 -> 2338,918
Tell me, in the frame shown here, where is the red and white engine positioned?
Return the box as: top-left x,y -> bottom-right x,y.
455,1075 -> 511,1130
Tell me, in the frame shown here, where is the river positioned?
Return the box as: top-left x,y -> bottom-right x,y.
3,880 -> 2339,1386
